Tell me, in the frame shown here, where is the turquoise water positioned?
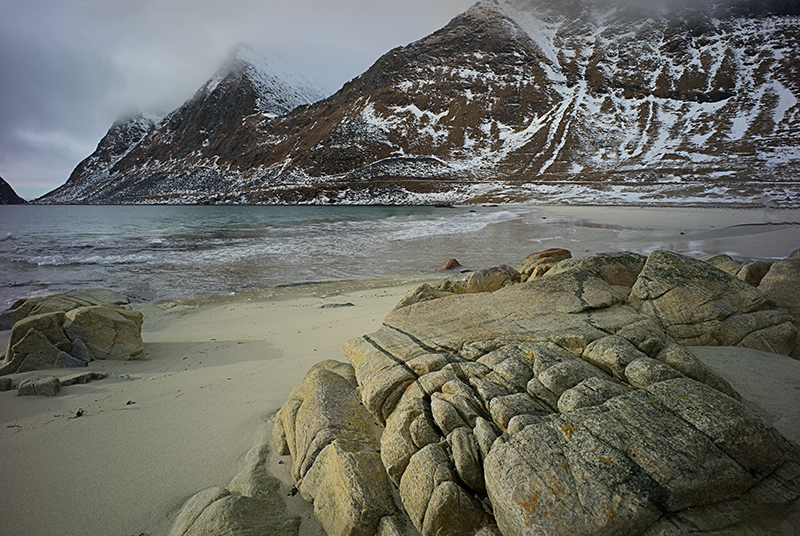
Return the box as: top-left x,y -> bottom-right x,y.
0,205 -> 530,307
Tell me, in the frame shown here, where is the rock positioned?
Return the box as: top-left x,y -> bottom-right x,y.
393,283 -> 457,310
1,293 -> 145,375
18,376 -> 61,396
170,487 -> 232,536
582,335 -> 649,381
0,377 -> 12,391
624,356 -> 684,388
484,379 -> 799,536
704,254 -> 741,276
431,395 -> 469,434
438,258 -> 461,270
519,248 -> 572,282
423,481 -> 491,536
443,265 -> 521,294
300,440 -> 397,536
759,253 -> 800,359
556,376 -> 630,412
473,417 -> 499,460
737,260 -> 774,287
655,344 -> 740,400
63,306 -> 144,361
489,393 -> 550,431
376,516 -> 405,536
542,252 -> 646,294
275,250 -> 800,535
447,427 -> 485,493
7,328 -> 70,374
169,444 -> 301,536
60,371 -> 108,386
1,288 -> 116,329
629,250 -> 797,355
320,302 -> 355,309
274,360 -> 397,536
3,311 -> 72,375
399,443 -> 491,534
176,494 -> 299,536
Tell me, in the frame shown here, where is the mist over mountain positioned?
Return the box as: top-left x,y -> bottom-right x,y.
39,0 -> 800,206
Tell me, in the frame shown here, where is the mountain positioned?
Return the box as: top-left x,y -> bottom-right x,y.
0,176 -> 26,204
40,0 -> 800,206
40,45 -> 327,204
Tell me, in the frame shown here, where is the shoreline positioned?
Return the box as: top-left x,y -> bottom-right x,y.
3,204 -> 799,311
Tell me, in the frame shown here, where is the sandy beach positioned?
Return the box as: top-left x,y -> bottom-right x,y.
0,275 -> 437,536
1,206 -> 799,536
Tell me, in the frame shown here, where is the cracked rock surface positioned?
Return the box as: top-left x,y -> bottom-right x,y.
275,250 -> 800,535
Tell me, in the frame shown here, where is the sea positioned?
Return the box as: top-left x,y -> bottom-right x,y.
0,205 -> 532,309
1,204 -> 796,310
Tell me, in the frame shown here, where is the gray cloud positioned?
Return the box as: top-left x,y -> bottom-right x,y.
0,0 -> 476,199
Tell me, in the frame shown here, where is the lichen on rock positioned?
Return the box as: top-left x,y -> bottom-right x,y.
272,249 -> 800,535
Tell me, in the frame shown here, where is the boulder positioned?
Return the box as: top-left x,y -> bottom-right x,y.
759,252 -> 800,358
63,306 -> 144,361
519,248 -> 572,282
394,284 -> 457,310
0,287 -> 117,330
273,360 -> 397,536
1,292 -> 144,376
438,258 -> 461,270
441,265 -> 521,294
737,260 -> 774,287
704,254 -> 742,276
18,376 -> 61,396
300,440 -> 396,536
484,379 -> 799,536
0,377 -> 12,391
629,251 -> 797,355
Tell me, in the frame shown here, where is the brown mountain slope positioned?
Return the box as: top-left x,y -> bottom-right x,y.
40,0 -> 800,206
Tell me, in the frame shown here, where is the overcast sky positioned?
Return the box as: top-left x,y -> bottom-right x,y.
0,0 -> 477,200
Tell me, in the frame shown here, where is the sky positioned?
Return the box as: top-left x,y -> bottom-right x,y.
0,0 -> 477,200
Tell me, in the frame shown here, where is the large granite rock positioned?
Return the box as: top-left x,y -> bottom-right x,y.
272,250 -> 800,535
343,251 -> 800,534
628,251 -> 796,355
1,291 -> 143,376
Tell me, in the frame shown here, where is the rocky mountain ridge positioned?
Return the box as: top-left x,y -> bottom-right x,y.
39,0 -> 800,206
0,176 -> 26,204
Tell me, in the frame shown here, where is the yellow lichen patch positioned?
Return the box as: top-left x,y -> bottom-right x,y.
560,463 -> 570,473
562,423 -> 579,437
605,501 -> 617,524
518,490 -> 541,526
598,455 -> 613,462
524,351 -> 536,361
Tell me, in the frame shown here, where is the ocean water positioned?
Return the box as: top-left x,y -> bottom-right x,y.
2,204 -> 795,310
0,205 -> 535,308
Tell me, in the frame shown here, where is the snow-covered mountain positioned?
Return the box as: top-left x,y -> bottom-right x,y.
40,0 -> 800,206
40,45 -> 327,204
